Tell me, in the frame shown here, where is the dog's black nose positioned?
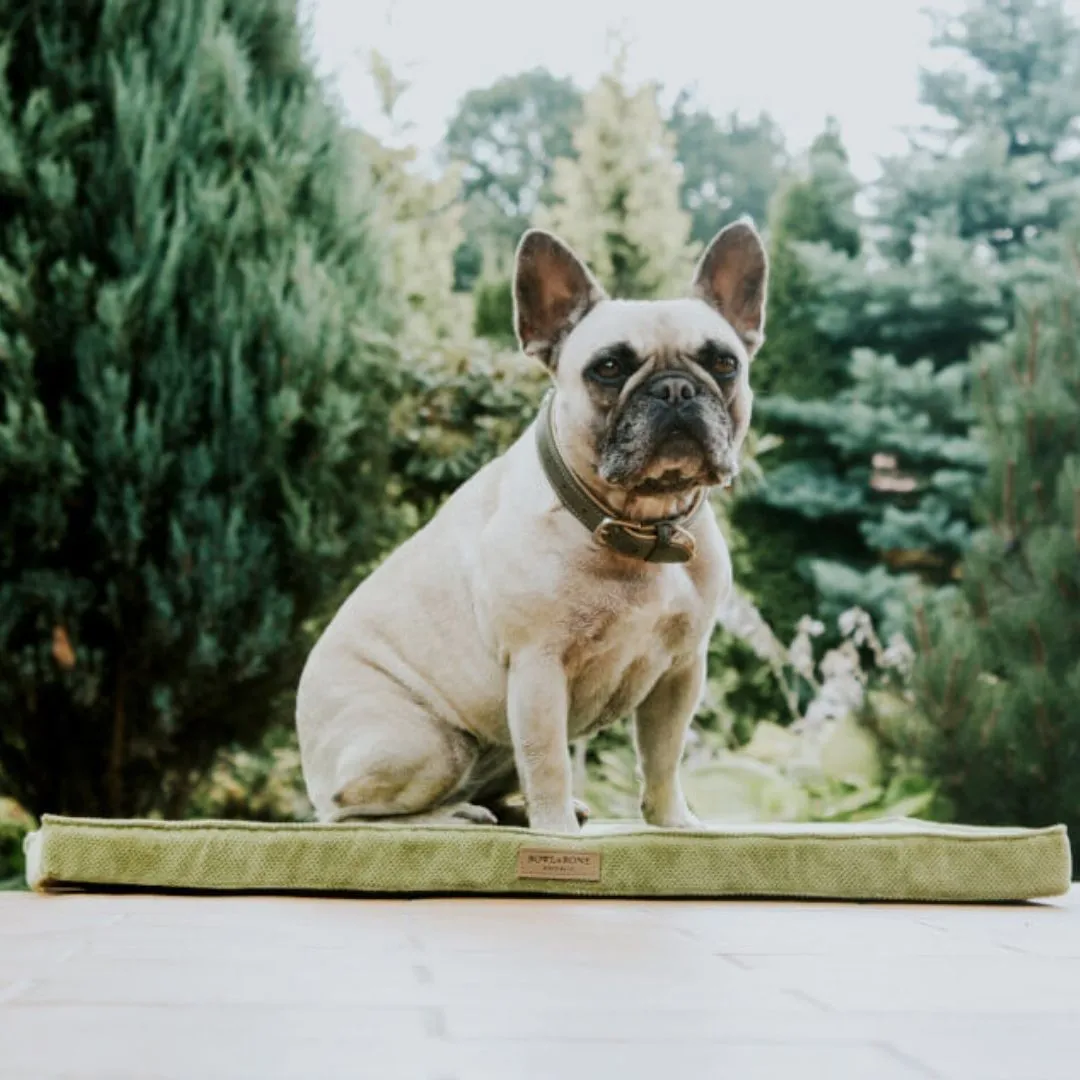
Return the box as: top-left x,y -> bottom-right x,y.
647,374 -> 698,405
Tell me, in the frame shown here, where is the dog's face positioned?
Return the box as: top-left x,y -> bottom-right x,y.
513,222 -> 767,497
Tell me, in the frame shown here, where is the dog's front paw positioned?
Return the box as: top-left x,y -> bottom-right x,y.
642,797 -> 701,830
528,804 -> 582,835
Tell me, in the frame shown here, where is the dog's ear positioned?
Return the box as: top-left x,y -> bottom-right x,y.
691,217 -> 768,354
514,229 -> 607,368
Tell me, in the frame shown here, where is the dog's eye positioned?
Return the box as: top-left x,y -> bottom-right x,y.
699,343 -> 739,382
712,354 -> 738,378
587,344 -> 638,385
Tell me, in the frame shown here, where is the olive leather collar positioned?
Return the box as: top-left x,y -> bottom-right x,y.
535,392 -> 705,564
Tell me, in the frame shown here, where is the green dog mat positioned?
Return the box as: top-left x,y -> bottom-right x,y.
23,814 -> 1071,901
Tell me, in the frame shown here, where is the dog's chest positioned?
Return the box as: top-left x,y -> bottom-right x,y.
561,571 -> 709,738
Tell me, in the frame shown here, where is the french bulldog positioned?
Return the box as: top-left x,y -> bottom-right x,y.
296,218 -> 767,833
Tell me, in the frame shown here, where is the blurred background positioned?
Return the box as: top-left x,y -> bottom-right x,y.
2,0 -> 1079,885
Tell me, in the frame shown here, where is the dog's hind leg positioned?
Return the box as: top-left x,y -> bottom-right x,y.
331,800 -> 499,826
299,691 -> 483,824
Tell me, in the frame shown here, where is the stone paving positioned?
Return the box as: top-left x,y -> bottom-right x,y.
1,887 -> 1077,1079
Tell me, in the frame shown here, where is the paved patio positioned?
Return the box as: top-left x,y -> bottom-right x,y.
1,887 -> 1077,1079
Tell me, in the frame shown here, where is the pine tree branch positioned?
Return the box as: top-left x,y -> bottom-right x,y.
941,655 -> 961,729
1060,296 -> 1075,374
990,561 -> 1018,594
1036,701 -> 1054,750
109,667 -> 126,816
1025,307 -> 1040,386
1003,459 -> 1017,541
1053,571 -> 1072,605
1028,621 -> 1046,668
1033,479 -> 1047,517
914,603 -> 932,657
977,364 -> 998,434
979,706 -> 1000,749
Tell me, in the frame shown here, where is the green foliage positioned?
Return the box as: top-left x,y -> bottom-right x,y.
444,69 -> 583,289
668,92 -> 788,247
0,822 -> 28,889
444,68 -> 789,291
731,121 -> 862,639
760,352 -> 988,590
0,0 -> 396,817
883,0 -> 1080,266
360,53 -> 464,346
746,0 -> 1080,634
537,49 -> 695,299
387,338 -> 546,529
188,725 -> 309,821
588,602 -> 933,823
472,278 -> 515,345
905,252 -> 1080,857
751,120 -> 860,401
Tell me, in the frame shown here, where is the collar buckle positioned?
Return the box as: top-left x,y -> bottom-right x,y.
594,517 -> 697,564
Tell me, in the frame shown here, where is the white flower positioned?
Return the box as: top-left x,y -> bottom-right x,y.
881,633 -> 916,675
788,632 -> 816,681
796,616 -> 825,638
716,590 -> 787,664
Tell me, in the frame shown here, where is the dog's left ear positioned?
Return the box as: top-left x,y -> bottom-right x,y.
691,217 -> 768,354
514,229 -> 607,368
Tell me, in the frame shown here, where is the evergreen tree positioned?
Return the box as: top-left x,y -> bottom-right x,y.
472,261 -> 517,346
443,69 -> 583,290
359,59 -> 545,534
667,93 -> 788,248
359,52 -> 464,346
537,51 -> 695,299
731,121 -> 864,638
0,0 -> 395,816
906,245 -> 1080,857
765,0 -> 1080,633
751,120 -> 861,401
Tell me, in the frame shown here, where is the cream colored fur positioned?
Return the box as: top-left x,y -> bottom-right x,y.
297,222 -> 767,834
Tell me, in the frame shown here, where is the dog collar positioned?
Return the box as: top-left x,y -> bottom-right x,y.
535,392 -> 705,564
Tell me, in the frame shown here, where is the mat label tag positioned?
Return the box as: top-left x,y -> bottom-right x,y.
516,847 -> 601,882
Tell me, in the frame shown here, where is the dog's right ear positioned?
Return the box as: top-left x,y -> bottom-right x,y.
692,217 -> 768,354
513,230 -> 607,368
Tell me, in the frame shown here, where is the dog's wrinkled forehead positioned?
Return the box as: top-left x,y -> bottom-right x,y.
560,297 -> 746,374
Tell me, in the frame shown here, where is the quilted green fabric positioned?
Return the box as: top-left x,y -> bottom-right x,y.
23,815 -> 1071,901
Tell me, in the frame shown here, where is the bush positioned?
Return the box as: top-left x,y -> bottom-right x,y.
187,726 -> 309,822
907,253 -> 1080,857
472,279 -> 516,344
0,0 -> 396,817
387,337 -> 546,529
0,823 -> 27,889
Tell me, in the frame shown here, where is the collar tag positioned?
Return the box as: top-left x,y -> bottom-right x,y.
594,518 -> 697,563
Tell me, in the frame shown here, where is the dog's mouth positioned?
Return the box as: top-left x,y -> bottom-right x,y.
598,395 -> 740,494
606,450 -> 737,498
633,424 -> 737,492
631,469 -> 703,496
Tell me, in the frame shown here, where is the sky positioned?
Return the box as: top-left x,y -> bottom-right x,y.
304,0 -> 1080,183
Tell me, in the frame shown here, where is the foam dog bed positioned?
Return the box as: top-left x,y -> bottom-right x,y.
23,814 -> 1071,901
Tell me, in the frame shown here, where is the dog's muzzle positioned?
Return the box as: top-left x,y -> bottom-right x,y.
536,392 -> 705,564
